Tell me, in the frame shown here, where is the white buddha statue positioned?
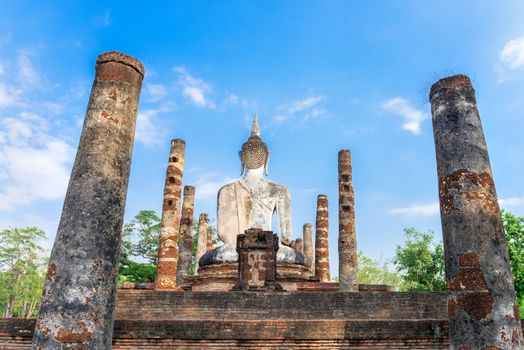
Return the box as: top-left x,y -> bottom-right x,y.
200,114 -> 301,265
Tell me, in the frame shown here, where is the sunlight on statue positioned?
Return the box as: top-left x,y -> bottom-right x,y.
200,113 -> 302,266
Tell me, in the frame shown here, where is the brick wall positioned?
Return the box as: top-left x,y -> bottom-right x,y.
114,290 -> 449,320
1,290 -> 521,349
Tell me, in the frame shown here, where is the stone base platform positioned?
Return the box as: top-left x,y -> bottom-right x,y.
188,262 -> 313,291
3,290 -> 520,349
186,262 -> 394,292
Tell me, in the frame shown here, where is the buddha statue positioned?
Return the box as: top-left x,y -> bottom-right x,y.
199,114 -> 302,266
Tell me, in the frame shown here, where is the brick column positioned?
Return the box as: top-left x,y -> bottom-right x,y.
206,226 -> 214,251
155,139 -> 185,290
195,213 -> 209,272
338,149 -> 358,292
430,74 -> 523,348
315,194 -> 330,282
32,52 -> 144,349
176,185 -> 195,285
303,223 -> 314,274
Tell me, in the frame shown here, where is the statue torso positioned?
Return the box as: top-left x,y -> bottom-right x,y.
217,175 -> 290,247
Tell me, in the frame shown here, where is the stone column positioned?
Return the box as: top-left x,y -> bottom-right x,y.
176,185 -> 195,285
32,52 -> 144,349
430,74 -> 523,349
303,223 -> 314,274
195,213 -> 209,272
294,238 -> 303,253
155,139 -> 185,290
315,194 -> 330,282
206,226 -> 214,251
338,149 -> 358,292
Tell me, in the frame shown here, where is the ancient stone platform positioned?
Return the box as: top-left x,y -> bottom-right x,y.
189,262 -> 312,291
5,288 -> 523,349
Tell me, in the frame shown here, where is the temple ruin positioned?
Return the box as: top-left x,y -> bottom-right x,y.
0,52 -> 522,349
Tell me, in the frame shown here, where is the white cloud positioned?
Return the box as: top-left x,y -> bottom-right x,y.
304,108 -> 327,121
382,97 -> 427,135
272,115 -> 287,124
225,94 -> 239,105
173,66 -> 215,108
94,10 -> 111,27
272,94 -> 326,125
289,95 -> 324,113
500,36 -> 524,69
389,202 -> 439,217
0,83 -> 22,107
499,196 -> 524,207
17,51 -> 42,87
144,83 -> 167,102
192,171 -> 236,201
0,114 -> 74,211
135,106 -> 171,147
390,195 -> 524,218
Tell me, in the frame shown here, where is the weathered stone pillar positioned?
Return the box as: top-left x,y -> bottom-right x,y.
155,139 -> 185,290
315,194 -> 330,282
32,52 -> 144,349
338,149 -> 358,292
303,223 -> 314,274
195,213 -> 209,272
294,238 -> 303,253
176,185 -> 195,285
206,226 -> 214,251
430,74 -> 523,349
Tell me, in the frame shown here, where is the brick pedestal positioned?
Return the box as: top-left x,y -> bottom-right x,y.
233,228 -> 283,291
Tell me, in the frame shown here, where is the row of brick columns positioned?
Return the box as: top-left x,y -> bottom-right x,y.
32,50 -> 522,349
309,149 -> 358,291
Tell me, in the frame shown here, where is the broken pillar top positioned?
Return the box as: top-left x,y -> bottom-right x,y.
429,74 -> 473,100
171,138 -> 186,145
184,185 -> 195,196
96,51 -> 145,77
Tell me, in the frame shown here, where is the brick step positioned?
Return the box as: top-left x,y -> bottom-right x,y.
3,318 -> 524,350
0,318 -> 448,342
115,290 -> 449,321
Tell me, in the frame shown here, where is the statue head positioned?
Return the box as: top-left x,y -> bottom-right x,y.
240,113 -> 269,176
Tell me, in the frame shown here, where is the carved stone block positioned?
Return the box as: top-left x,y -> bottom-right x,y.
232,228 -> 283,291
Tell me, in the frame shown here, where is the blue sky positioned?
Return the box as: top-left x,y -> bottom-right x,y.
1,1 -> 524,276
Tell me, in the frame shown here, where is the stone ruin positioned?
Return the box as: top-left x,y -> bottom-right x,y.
0,51 -> 523,349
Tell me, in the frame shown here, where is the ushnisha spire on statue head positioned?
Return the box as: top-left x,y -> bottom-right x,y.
239,112 -> 270,176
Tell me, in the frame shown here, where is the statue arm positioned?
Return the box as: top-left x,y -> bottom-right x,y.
217,186 -> 237,247
276,188 -> 292,246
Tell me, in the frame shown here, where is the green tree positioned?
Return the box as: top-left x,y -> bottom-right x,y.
0,227 -> 47,318
502,210 -> 524,303
123,210 -> 161,264
393,228 -> 445,291
119,210 -> 161,283
358,252 -> 402,290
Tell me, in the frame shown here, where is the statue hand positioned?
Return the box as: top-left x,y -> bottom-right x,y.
281,238 -> 292,247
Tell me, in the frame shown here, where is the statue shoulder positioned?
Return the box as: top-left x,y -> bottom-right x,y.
265,180 -> 290,196
217,181 -> 237,196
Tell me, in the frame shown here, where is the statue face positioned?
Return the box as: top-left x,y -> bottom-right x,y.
240,138 -> 268,170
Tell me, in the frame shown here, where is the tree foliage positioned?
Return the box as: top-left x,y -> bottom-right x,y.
358,252 -> 401,290
0,227 -> 47,318
502,210 -> 524,303
393,228 -> 445,291
119,210 -> 160,283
